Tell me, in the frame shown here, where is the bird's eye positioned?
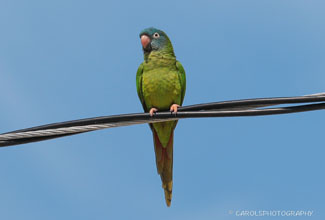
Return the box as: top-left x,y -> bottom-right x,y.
153,32 -> 160,38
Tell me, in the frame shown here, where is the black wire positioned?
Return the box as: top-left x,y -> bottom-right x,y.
0,133 -> 84,147
5,94 -> 325,134
179,95 -> 325,111
1,102 -> 325,147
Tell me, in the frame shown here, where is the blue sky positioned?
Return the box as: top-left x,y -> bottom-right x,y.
0,0 -> 324,219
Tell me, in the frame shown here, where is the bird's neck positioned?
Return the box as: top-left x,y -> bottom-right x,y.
144,50 -> 176,67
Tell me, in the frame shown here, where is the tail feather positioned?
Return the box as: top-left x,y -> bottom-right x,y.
153,130 -> 173,207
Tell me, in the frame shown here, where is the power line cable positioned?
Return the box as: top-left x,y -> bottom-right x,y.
1,93 -> 325,147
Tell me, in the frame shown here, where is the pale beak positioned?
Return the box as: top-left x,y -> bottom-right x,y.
141,35 -> 151,49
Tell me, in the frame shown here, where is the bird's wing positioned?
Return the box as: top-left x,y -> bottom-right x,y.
176,61 -> 186,105
136,63 -> 148,112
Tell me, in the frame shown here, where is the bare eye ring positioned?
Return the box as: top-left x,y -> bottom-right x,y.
153,32 -> 160,38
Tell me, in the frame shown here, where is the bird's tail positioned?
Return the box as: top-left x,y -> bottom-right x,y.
153,129 -> 173,207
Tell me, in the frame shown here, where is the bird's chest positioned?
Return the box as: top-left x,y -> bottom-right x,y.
142,69 -> 181,109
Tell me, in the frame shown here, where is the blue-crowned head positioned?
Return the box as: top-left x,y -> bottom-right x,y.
139,27 -> 174,55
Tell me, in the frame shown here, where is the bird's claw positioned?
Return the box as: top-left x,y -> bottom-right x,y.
149,108 -> 158,116
170,104 -> 180,114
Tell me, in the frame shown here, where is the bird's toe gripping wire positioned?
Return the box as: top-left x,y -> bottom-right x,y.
149,108 -> 158,116
170,104 -> 180,115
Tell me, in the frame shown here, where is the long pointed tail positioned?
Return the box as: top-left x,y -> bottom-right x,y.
153,130 -> 173,207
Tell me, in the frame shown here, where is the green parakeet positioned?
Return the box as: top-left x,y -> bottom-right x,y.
136,27 -> 186,207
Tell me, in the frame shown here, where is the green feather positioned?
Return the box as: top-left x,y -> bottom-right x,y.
136,27 -> 186,206
136,63 -> 147,112
176,61 -> 186,105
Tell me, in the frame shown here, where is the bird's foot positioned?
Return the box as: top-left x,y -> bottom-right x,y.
149,108 -> 158,116
170,104 -> 180,114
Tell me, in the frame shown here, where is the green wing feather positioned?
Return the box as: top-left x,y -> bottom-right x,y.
136,62 -> 155,131
136,63 -> 148,112
176,61 -> 186,105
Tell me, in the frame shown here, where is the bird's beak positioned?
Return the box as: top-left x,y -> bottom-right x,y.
141,35 -> 151,50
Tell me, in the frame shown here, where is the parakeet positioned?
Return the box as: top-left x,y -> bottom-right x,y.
136,27 -> 186,207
